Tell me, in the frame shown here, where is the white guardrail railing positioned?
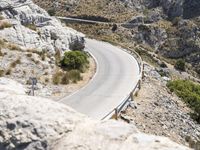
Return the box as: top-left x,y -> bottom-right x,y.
101,45 -> 144,120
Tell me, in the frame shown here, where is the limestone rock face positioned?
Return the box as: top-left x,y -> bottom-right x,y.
135,24 -> 167,50
0,78 -> 191,150
0,77 -> 26,95
160,0 -> 183,19
0,78 -> 86,150
0,0 -> 85,54
121,0 -> 200,20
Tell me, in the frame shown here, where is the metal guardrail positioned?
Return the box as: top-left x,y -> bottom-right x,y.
101,46 -> 144,120
57,15 -> 144,120
84,41 -> 144,120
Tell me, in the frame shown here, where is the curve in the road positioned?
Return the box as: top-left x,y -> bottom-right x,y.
60,39 -> 141,120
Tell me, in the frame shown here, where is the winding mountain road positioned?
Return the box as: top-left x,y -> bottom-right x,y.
60,39 -> 140,120
57,16 -> 141,28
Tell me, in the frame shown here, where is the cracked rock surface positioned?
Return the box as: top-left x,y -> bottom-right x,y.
0,77 -> 191,150
0,0 -> 84,54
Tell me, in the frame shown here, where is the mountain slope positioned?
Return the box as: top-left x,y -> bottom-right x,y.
33,0 -> 200,77
33,0 -> 139,22
0,0 -> 89,99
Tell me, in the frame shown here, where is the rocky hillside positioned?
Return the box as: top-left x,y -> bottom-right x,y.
33,0 -> 137,22
0,0 -> 95,99
0,0 -> 84,54
130,0 -> 200,76
0,77 -> 191,150
121,63 -> 200,148
0,1 -> 198,149
31,0 -> 200,148
33,0 -> 200,77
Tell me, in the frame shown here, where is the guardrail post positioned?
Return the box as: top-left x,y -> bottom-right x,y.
142,64 -> 145,79
115,108 -> 118,120
138,80 -> 141,90
130,92 -> 134,101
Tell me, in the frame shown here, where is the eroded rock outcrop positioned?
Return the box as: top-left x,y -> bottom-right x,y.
0,78 -> 191,150
0,0 -> 84,54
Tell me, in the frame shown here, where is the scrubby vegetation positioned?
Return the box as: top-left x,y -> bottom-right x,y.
24,24 -> 37,31
52,71 -> 63,85
0,69 -> 4,77
68,69 -> 82,83
7,44 -> 22,51
60,51 -> 89,71
0,15 -> 4,20
5,69 -> 11,75
26,53 -> 33,57
52,69 -> 82,85
40,51 -> 46,61
54,49 -> 62,65
52,51 -> 88,85
0,37 -> 88,86
167,80 -> 200,123
0,21 -> 12,30
0,49 -> 3,56
61,72 -> 69,85
10,58 -> 21,68
175,59 -> 186,71
33,0 -> 136,22
47,8 -> 56,16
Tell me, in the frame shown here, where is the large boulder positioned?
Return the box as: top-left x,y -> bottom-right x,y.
0,78 -> 191,150
0,0 -> 85,54
0,77 -> 26,95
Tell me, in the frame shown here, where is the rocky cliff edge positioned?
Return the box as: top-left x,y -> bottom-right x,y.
0,77 -> 191,150
0,0 -> 84,54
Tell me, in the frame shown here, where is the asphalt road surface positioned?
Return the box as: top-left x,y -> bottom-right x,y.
60,39 -> 140,119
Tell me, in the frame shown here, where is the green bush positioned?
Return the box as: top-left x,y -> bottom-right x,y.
160,62 -> 167,68
61,51 -> 88,71
25,24 -> 37,31
52,70 -> 82,85
61,73 -> 69,85
52,71 -> 62,85
157,69 -> 169,77
167,80 -> 200,123
175,59 -> 185,71
69,70 -> 82,83
47,8 -> 56,16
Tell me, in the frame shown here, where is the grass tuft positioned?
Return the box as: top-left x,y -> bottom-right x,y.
0,21 -> 12,30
